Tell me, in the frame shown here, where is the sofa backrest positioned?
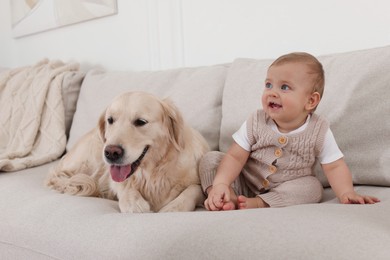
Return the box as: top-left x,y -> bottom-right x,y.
66,45 -> 390,188
66,64 -> 229,152
61,71 -> 85,137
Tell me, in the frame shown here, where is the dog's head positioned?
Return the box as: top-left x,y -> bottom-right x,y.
98,91 -> 185,182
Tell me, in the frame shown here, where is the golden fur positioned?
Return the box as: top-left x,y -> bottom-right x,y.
46,91 -> 209,213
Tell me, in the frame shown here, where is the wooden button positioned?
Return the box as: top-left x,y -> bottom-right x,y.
274,148 -> 282,157
262,179 -> 270,188
269,165 -> 277,174
278,136 -> 287,144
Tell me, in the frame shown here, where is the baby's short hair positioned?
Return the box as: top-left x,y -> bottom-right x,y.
270,52 -> 325,98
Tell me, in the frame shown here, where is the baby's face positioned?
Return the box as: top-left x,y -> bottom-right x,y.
262,62 -> 315,132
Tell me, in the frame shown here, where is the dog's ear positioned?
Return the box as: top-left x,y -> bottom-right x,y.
98,109 -> 107,142
161,98 -> 185,151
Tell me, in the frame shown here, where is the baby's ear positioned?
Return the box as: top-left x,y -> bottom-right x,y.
306,92 -> 321,111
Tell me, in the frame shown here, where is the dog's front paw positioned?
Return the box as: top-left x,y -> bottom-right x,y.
119,197 -> 151,213
159,184 -> 204,212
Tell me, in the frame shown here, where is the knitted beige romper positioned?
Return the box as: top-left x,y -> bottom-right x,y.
199,110 -> 329,208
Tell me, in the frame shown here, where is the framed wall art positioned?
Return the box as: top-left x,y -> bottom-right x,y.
10,0 -> 118,38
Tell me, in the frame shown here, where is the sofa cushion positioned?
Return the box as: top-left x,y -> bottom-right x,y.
1,162 -> 390,259
67,64 -> 228,152
221,45 -> 390,187
61,71 -> 85,137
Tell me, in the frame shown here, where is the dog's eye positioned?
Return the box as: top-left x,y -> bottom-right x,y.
134,118 -> 148,127
107,116 -> 114,125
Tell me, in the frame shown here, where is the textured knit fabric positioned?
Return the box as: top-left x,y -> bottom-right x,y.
0,60 -> 79,171
243,110 -> 329,191
199,110 -> 329,207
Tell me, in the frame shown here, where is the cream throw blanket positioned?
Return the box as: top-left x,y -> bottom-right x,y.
0,59 -> 79,171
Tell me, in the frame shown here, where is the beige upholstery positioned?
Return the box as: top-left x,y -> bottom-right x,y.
67,64 -> 228,151
1,46 -> 390,259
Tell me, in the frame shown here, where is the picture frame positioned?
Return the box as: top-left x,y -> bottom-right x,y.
10,0 -> 118,38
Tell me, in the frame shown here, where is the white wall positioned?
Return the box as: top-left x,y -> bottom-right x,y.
1,0 -> 390,71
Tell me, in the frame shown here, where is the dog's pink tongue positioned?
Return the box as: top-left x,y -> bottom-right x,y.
110,165 -> 131,182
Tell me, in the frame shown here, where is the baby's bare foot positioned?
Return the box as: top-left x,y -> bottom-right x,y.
221,201 -> 236,210
220,189 -> 238,210
237,195 -> 267,209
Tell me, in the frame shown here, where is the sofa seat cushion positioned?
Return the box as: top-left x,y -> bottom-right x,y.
1,163 -> 389,259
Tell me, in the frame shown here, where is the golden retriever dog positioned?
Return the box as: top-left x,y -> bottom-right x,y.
46,91 -> 209,213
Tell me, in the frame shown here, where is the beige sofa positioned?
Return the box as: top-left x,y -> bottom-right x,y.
1,46 -> 390,259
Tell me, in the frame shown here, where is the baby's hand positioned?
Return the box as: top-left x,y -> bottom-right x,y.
204,183 -> 230,211
339,191 -> 380,204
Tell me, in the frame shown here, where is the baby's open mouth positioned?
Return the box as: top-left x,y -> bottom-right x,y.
109,146 -> 149,182
269,102 -> 282,109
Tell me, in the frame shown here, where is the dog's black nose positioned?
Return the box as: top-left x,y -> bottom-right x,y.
104,145 -> 124,162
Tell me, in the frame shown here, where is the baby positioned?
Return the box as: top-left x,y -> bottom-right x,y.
200,52 -> 380,210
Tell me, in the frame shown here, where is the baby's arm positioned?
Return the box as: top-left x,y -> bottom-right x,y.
322,158 -> 380,204
205,142 -> 250,210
